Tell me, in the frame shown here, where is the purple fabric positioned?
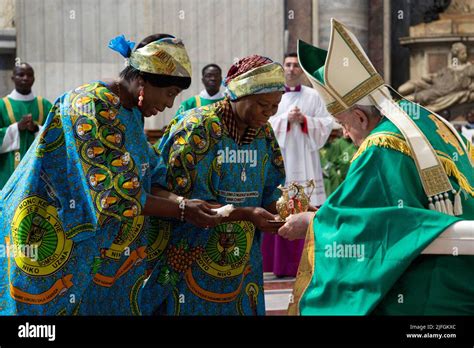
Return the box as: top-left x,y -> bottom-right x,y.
284,84 -> 302,92
261,233 -> 305,277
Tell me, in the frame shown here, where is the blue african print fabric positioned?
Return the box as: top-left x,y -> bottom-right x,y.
0,82 -> 157,315
140,99 -> 286,315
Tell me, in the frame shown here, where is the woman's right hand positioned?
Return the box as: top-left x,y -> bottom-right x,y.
248,207 -> 281,234
184,199 -> 223,228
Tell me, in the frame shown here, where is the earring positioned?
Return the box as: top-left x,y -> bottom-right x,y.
138,88 -> 144,107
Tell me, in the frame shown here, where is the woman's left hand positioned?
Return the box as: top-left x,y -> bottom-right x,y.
184,199 -> 223,228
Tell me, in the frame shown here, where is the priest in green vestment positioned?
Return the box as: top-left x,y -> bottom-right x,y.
320,123 -> 356,195
0,63 -> 52,189
175,63 -> 225,115
278,19 -> 474,315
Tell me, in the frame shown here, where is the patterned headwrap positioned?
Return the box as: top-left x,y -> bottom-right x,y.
108,35 -> 192,78
223,55 -> 285,101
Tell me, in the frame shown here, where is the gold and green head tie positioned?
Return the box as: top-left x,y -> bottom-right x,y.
223,55 -> 285,101
109,35 -> 192,78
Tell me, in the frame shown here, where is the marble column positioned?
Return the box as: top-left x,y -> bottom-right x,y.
286,0 -> 313,53
317,0 -> 369,51
0,0 -> 15,97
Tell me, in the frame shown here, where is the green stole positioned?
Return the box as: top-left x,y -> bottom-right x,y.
176,95 -> 225,116
0,96 -> 48,188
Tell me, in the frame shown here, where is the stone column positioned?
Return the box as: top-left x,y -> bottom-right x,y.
0,0 -> 15,97
286,0 -> 313,53
317,0 -> 369,51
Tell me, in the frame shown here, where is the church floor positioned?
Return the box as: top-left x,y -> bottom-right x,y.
263,272 -> 295,315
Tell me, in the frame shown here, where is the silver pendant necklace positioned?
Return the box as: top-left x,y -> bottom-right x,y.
240,164 -> 247,182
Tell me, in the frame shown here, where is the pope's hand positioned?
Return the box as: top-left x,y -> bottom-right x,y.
278,212 -> 315,241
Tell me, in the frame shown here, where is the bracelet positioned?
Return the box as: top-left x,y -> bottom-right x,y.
176,196 -> 186,222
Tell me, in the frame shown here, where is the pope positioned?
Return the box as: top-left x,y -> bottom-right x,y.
279,19 -> 474,316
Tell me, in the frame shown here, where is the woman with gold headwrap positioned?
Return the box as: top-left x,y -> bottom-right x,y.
141,55 -> 287,315
0,34 -> 223,315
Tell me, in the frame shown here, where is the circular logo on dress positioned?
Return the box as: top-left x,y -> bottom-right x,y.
87,167 -> 111,191
97,189 -> 121,213
181,150 -> 196,170
118,172 -> 141,196
101,216 -> 145,260
146,218 -> 171,261
118,200 -> 140,218
190,127 -> 208,152
172,131 -> 187,150
11,196 -> 74,276
82,139 -> 107,164
107,150 -> 131,173
101,125 -> 124,148
94,99 -> 117,125
196,221 -> 254,278
208,120 -> 222,139
74,116 -> 96,141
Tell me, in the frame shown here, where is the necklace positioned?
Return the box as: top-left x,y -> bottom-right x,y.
236,146 -> 249,182
240,162 -> 247,182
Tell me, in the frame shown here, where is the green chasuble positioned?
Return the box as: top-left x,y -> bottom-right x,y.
320,138 -> 356,195
291,100 -> 474,315
0,96 -> 52,189
175,94 -> 225,116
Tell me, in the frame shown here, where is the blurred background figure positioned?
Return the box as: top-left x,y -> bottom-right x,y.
175,63 -> 225,115
461,111 -> 474,143
320,123 -> 357,196
0,62 -> 52,189
262,52 -> 333,278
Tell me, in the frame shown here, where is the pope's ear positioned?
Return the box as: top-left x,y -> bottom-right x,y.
353,108 -> 370,130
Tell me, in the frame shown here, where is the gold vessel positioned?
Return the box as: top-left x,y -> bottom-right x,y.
275,180 -> 316,220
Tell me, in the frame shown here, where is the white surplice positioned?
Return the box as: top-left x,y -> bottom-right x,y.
270,85 -> 333,206
461,124 -> 474,144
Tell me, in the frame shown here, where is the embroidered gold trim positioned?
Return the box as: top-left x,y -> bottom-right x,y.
2,97 -> 16,124
352,133 -> 473,197
326,101 -> 345,115
37,96 -> 44,125
467,140 -> 474,163
351,133 -> 412,162
437,154 -> 474,196
288,217 -> 315,316
428,114 -> 464,156
341,75 -> 385,107
420,165 -> 452,197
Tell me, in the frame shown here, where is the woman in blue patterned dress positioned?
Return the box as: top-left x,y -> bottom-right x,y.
0,34 -> 222,315
141,55 -> 287,315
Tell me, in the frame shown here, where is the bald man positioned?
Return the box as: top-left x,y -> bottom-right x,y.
0,63 -> 52,189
